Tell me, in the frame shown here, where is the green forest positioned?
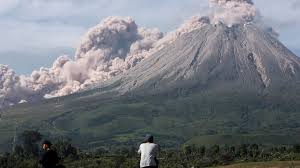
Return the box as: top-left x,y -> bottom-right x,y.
1,130 -> 300,168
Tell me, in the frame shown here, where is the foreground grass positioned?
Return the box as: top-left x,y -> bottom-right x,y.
64,160 -> 300,168
216,161 -> 300,168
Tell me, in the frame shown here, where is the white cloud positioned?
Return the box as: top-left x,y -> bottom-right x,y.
0,0 -> 19,14
0,0 -> 209,52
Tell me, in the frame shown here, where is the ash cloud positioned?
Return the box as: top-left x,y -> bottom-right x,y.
208,0 -> 257,26
208,0 -> 278,36
0,0 -> 277,107
0,15 -> 211,106
0,16 -> 165,106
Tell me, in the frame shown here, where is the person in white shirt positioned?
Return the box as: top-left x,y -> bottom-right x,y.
138,135 -> 160,168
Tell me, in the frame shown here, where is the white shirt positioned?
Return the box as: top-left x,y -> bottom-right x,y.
138,143 -> 160,168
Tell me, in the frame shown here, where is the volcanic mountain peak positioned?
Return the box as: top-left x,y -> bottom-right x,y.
97,23 -> 300,96
2,0 -> 300,153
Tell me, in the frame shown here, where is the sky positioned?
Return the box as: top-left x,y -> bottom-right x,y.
0,0 -> 299,74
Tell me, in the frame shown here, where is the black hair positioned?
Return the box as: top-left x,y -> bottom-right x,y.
42,140 -> 52,147
148,136 -> 154,143
144,135 -> 154,143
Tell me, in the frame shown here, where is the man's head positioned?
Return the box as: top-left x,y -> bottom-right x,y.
42,140 -> 52,150
144,134 -> 154,143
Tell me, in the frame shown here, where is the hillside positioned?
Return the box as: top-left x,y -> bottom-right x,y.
0,83 -> 299,153
0,23 -> 300,153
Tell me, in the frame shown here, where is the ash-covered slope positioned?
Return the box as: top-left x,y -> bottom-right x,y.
101,23 -> 300,96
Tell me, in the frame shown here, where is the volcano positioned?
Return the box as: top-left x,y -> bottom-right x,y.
1,22 -> 300,152
1,13 -> 300,152
96,23 -> 300,97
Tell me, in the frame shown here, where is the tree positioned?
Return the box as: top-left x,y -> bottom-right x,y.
199,146 -> 206,157
293,144 -> 300,153
13,145 -> 24,158
211,145 -> 220,156
95,148 -> 108,156
52,138 -> 78,160
182,145 -> 192,155
249,144 -> 259,157
20,130 -> 42,158
279,146 -> 287,153
237,144 -> 248,158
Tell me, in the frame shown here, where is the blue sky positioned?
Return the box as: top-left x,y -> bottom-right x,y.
0,0 -> 299,74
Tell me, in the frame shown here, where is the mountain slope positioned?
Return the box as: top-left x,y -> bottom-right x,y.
100,23 -> 300,96
0,85 -> 299,152
0,23 -> 300,152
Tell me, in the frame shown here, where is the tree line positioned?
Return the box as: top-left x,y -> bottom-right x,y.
1,130 -> 300,168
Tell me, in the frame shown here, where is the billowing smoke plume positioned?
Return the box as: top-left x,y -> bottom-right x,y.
0,15 -> 213,106
209,0 -> 257,26
156,16 -> 210,48
0,65 -> 39,107
0,0 -> 275,107
0,17 -> 164,106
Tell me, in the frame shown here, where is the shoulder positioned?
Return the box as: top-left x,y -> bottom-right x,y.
147,143 -> 159,148
153,144 -> 160,149
152,143 -> 159,147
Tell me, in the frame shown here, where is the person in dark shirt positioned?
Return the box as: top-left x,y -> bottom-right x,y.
39,140 -> 59,168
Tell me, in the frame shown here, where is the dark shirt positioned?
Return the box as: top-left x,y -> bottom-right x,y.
39,149 -> 59,168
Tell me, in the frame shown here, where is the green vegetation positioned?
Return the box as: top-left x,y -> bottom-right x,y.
215,161 -> 300,168
2,130 -> 300,168
0,87 -> 300,152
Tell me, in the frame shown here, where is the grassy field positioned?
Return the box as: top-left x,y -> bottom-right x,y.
64,160 -> 300,168
216,161 -> 300,168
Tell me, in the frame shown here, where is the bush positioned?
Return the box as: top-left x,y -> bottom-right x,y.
52,138 -> 78,160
